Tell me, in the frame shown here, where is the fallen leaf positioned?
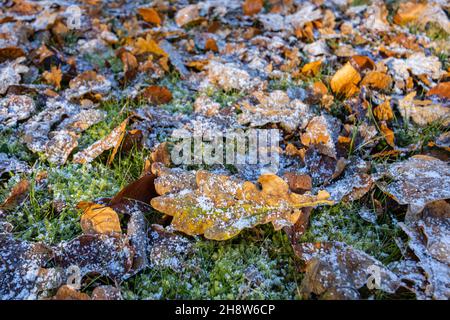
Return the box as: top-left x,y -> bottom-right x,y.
42,65 -> 62,89
427,82 -> 450,100
175,4 -> 200,27
137,7 -> 162,25
398,92 -> 449,126
300,115 -> 340,159
375,155 -> 450,215
243,0 -> 264,16
301,60 -> 322,77
73,118 -> 129,165
151,167 -> 333,240
141,85 -> 172,105
380,122 -> 395,147
78,202 -> 122,236
373,99 -> 393,121
361,71 -> 392,91
293,241 -> 400,299
330,62 -> 361,97
134,35 -> 167,57
53,285 -> 90,300
238,90 -> 312,132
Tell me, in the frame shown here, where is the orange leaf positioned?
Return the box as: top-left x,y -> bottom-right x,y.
137,7 -> 162,25
205,38 -> 218,52
42,66 -> 62,89
427,82 -> 450,99
301,60 -> 322,77
380,123 -> 395,147
330,62 -> 361,98
79,202 -> 122,235
243,0 -> 263,16
134,35 -> 167,56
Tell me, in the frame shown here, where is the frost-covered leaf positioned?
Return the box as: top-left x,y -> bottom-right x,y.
151,166 -> 333,240
375,155 -> 450,215
293,241 -> 400,299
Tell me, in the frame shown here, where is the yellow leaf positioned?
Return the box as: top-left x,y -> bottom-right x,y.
134,35 -> 167,56
301,60 -> 322,77
150,166 -> 333,240
79,202 -> 121,235
330,62 -> 361,97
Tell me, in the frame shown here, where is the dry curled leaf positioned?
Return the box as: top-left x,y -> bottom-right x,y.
42,66 -> 62,89
150,166 -> 333,240
301,60 -> 322,77
398,92 -> 449,126
373,99 -> 393,121
73,118 -> 128,165
78,202 -> 122,236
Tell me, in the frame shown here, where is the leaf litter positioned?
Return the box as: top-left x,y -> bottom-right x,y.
0,0 -> 449,300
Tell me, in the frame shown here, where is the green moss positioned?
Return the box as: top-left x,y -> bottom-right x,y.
300,203 -> 402,264
122,226 -> 299,300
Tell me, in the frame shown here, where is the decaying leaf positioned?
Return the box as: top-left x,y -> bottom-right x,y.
399,200 -> 450,299
0,234 -> 54,299
0,94 -> 36,128
54,234 -> 134,281
53,285 -> 90,300
330,62 -> 361,97
73,118 -> 128,165
238,90 -> 312,132
398,92 -> 449,126
0,57 -> 29,95
293,241 -> 400,299
67,71 -> 112,101
151,166 -> 333,240
78,202 -> 122,236
375,155 -> 450,215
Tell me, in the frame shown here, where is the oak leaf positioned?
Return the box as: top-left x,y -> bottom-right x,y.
150,166 -> 333,240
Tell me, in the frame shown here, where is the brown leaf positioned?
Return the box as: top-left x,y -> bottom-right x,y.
293,242 -> 400,299
134,35 -> 167,56
120,51 -> 138,82
53,285 -> 90,300
0,46 -> 25,63
73,118 -> 129,165
78,202 -> 122,236
204,38 -> 219,52
137,7 -> 162,25
141,85 -> 172,105
375,155 -> 450,215
109,173 -> 157,207
150,142 -> 172,167
42,66 -> 62,89
243,0 -> 264,16
0,179 -> 29,211
283,172 -> 312,194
